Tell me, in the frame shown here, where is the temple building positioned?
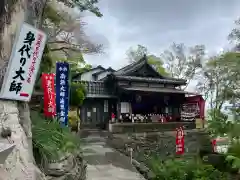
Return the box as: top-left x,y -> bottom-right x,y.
72,55 -> 205,132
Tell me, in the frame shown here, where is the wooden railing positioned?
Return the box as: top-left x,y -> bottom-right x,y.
75,80 -> 116,98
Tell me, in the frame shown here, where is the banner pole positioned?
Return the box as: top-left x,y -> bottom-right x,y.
67,63 -> 71,127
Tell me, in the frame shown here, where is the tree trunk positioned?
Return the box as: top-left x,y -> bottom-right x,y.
0,0 -> 47,179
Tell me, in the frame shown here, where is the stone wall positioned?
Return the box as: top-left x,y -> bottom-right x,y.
106,130 -> 212,179
107,130 -> 213,162
109,122 -> 196,133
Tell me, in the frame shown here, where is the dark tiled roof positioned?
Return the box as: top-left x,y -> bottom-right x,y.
113,55 -> 186,83
92,70 -> 105,77
86,94 -> 117,98
114,75 -> 186,85
106,67 -> 115,72
72,65 -> 105,79
72,74 -> 81,80
122,87 -> 187,94
114,55 -> 148,76
92,67 -> 115,77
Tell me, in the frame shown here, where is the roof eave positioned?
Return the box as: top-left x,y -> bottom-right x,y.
72,73 -> 82,80
72,66 -> 106,80
114,75 -> 187,85
121,87 -> 188,94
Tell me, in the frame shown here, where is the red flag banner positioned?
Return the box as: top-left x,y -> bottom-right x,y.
42,73 -> 56,117
176,127 -> 184,155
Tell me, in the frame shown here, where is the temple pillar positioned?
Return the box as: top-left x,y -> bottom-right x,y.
116,99 -> 121,121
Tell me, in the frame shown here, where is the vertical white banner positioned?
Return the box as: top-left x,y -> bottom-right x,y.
0,22 -> 47,101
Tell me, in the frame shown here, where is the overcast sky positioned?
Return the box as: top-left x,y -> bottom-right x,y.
82,0 -> 240,69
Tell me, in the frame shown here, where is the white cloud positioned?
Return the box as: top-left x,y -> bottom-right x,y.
81,0 -> 240,70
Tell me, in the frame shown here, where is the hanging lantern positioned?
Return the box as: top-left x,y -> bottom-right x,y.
164,95 -> 169,105
136,94 -> 142,103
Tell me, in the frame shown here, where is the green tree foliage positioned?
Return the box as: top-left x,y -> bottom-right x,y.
70,82 -> 86,107
35,0 -> 101,91
197,52 -> 240,116
196,25 -> 240,137
126,45 -> 168,76
213,18 -> 240,110
126,44 -> 148,62
162,43 -> 205,89
69,82 -> 87,130
43,1 -> 103,55
68,53 -> 92,77
39,0 -> 103,74
228,18 -> 240,46
34,45 -> 54,90
207,109 -> 230,137
227,142 -> 240,170
197,52 -> 240,138
148,55 -> 168,76
58,0 -> 102,17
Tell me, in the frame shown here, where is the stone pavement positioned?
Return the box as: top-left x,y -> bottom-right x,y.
82,130 -> 145,180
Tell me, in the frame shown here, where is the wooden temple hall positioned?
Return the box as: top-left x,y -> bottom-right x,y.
72,55 -> 205,132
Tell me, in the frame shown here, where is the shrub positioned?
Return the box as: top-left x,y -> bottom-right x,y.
69,82 -> 86,131
68,110 -> 79,131
31,111 -> 80,168
228,142 -> 240,158
226,142 -> 240,171
146,155 -> 228,180
207,109 -> 230,137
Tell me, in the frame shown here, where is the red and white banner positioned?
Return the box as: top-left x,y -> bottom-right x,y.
42,73 -> 56,117
212,138 -> 229,153
176,127 -> 184,155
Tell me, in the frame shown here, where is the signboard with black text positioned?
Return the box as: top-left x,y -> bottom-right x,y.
0,22 -> 47,101
56,62 -> 69,125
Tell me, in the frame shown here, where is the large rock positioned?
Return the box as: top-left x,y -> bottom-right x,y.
45,152 -> 87,180
0,101 -> 46,180
0,0 -> 47,179
0,0 -> 87,179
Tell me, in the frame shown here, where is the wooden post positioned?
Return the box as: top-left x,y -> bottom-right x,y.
129,101 -> 133,123
116,99 -> 121,121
